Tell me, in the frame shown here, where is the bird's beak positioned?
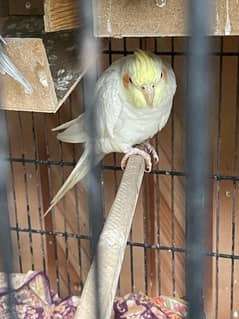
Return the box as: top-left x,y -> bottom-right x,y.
142,87 -> 155,106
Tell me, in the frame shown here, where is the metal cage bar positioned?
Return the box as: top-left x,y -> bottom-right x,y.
185,0 -> 211,318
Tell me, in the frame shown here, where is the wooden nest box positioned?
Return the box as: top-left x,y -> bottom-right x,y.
0,0 -> 82,113
94,0 -> 239,37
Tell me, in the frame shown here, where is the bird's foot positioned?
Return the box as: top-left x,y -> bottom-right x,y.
121,147 -> 152,172
142,142 -> 159,164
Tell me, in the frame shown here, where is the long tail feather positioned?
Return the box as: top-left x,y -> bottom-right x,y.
52,114 -> 87,144
52,114 -> 84,132
44,149 -> 103,217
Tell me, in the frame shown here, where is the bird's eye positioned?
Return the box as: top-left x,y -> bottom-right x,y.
160,71 -> 163,79
152,84 -> 155,88
129,77 -> 133,84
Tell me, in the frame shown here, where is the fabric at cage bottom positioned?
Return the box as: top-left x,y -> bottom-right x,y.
0,271 -> 187,319
0,271 -> 80,318
114,293 -> 187,319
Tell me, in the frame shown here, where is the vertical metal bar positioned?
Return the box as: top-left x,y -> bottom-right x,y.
44,112 -> 61,295
185,0 -> 211,318
0,108 -> 17,318
230,179 -> 236,319
80,1 -> 104,318
154,39 -> 162,295
5,112 -> 23,273
230,43 -> 239,319
70,94 -> 84,293
215,38 -> 223,319
171,37 -> 176,297
155,146 -> 161,294
58,108 -> 71,295
37,113 -> 58,292
138,37 -> 149,294
81,0 -> 103,257
144,174 -> 158,295
18,113 -> 34,270
31,113 -> 47,273
122,38 -> 135,293
108,38 -> 122,294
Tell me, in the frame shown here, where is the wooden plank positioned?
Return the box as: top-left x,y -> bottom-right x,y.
35,114 -> 57,291
9,0 -> 44,15
94,0 -> 239,37
0,1 -> 9,17
44,0 -> 81,32
144,174 -> 158,296
0,38 -> 58,112
74,155 -> 145,319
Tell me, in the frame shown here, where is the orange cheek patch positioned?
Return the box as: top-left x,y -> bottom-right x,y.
123,74 -> 129,88
162,68 -> 168,83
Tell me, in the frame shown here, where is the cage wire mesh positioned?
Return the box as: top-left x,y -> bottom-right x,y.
1,2 -> 239,319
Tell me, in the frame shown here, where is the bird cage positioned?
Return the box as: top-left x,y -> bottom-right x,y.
0,1 -> 239,319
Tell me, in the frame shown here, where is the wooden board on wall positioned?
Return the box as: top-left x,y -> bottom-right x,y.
94,0 -> 239,37
0,1 -> 9,17
44,0 -> 81,32
9,0 -> 44,15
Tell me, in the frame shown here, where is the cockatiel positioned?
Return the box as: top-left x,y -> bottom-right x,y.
44,49 -> 176,216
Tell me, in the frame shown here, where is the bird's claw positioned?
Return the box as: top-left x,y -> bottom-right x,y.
121,142 -> 159,172
143,142 -> 159,164
121,148 -> 152,172
153,153 -> 159,163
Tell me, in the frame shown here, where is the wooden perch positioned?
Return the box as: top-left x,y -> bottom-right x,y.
74,155 -> 145,319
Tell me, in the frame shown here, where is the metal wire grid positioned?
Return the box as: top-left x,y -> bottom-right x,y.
1,35 -> 239,318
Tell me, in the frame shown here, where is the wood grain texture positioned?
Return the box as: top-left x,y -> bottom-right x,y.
36,114 -> 57,289
0,38 -> 58,112
144,171 -> 158,296
74,156 -> 145,319
44,0 -> 81,32
94,0 -> 239,37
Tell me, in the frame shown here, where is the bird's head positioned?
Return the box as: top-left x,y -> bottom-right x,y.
122,49 -> 167,108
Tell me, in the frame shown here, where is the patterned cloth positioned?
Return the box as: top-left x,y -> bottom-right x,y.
0,271 -> 80,319
113,293 -> 187,319
0,272 -> 187,319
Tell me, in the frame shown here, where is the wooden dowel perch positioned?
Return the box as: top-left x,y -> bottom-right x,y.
74,155 -> 145,319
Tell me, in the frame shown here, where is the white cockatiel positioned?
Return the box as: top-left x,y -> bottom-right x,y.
45,49 -> 176,216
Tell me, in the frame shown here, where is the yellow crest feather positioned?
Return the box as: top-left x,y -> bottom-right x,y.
133,49 -> 158,85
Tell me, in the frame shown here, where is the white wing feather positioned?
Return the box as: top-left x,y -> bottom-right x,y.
96,64 -> 123,139
53,114 -> 87,144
